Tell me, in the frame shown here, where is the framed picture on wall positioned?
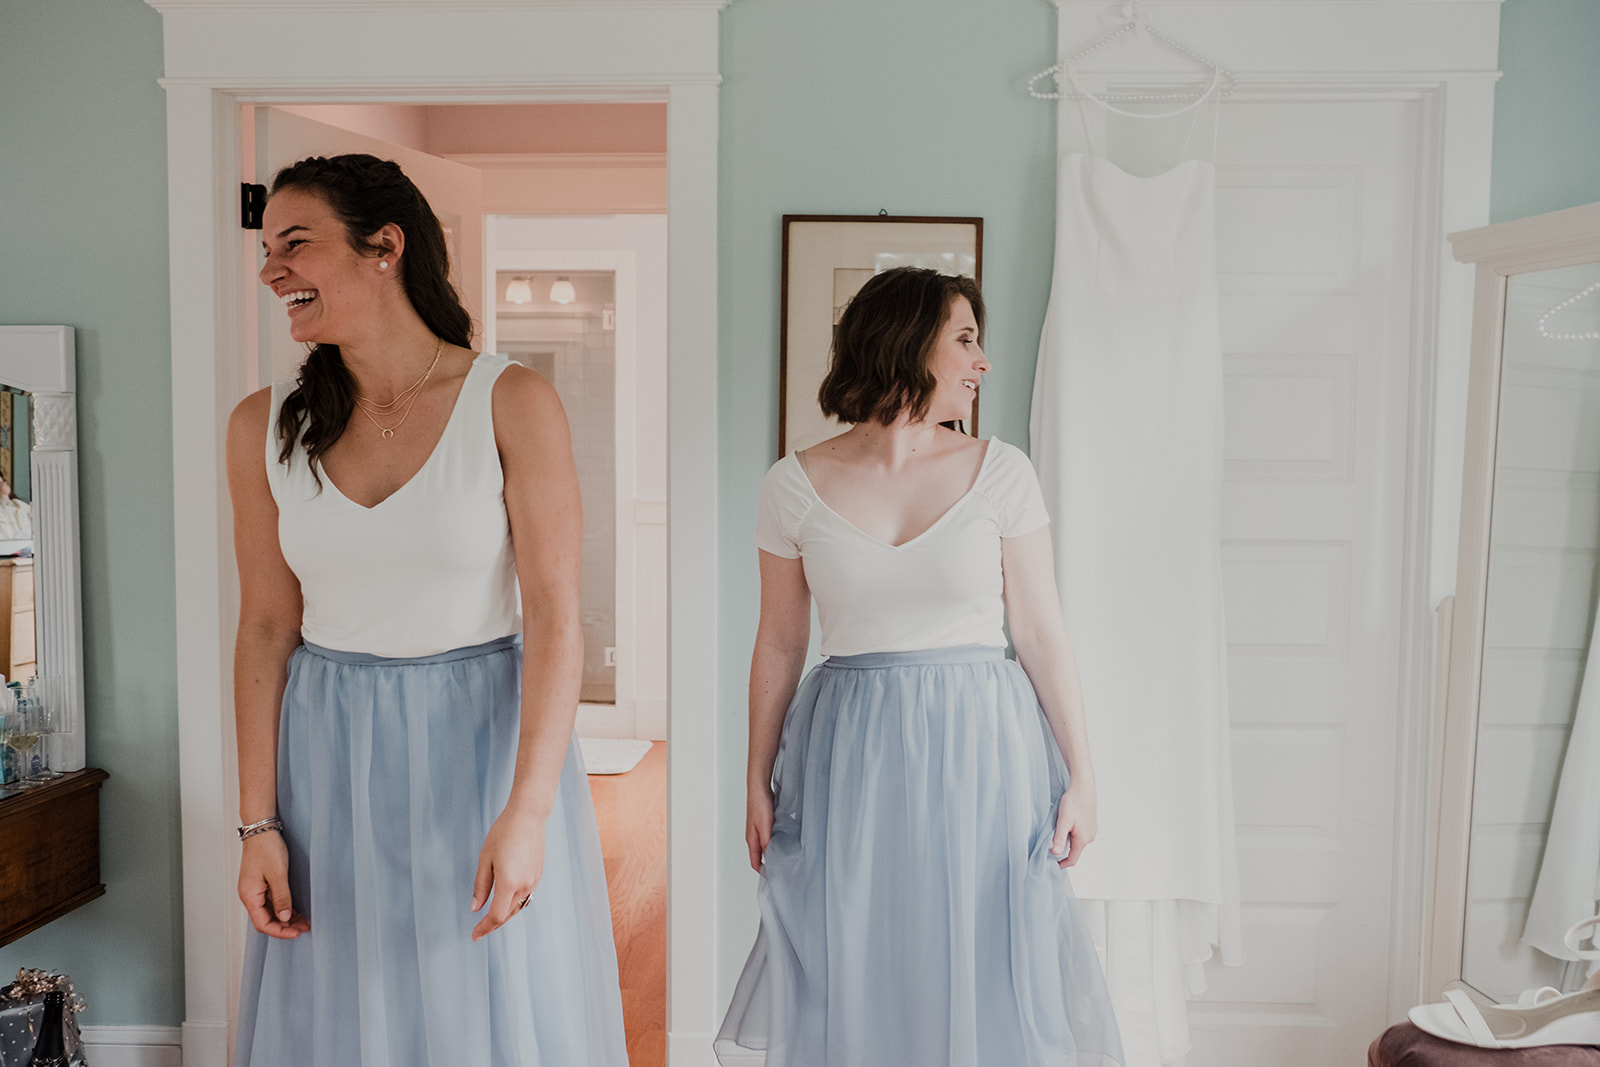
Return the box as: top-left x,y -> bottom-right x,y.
780,214 -> 984,455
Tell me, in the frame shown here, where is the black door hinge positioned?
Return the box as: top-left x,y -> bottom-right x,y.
241,183 -> 267,230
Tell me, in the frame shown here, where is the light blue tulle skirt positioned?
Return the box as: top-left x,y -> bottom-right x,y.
716,646 -> 1124,1067
235,636 -> 627,1067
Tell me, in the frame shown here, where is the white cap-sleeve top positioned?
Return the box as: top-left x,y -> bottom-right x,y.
755,437 -> 1050,656
265,352 -> 522,658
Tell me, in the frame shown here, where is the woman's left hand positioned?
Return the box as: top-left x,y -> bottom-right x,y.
470,807 -> 548,940
1051,782 -> 1098,869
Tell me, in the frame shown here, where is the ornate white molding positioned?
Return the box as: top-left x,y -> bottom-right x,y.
0,326 -> 86,773
31,394 -> 77,452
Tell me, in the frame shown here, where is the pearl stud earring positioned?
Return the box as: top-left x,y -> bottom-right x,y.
379,260 -> 389,269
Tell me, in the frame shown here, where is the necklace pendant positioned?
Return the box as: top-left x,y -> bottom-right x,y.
381,428 -> 395,440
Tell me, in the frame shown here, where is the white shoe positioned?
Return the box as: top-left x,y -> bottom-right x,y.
1570,916 -> 1600,993
1409,918 -> 1600,1048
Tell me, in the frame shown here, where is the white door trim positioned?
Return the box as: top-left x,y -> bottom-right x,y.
488,241 -> 642,738
151,5 -> 724,1064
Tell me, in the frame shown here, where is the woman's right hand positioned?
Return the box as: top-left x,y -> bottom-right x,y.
238,832 -> 310,938
746,781 -> 775,874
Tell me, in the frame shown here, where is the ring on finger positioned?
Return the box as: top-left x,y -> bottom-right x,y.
518,894 -> 532,910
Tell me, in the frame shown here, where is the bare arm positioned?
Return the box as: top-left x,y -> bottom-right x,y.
1001,526 -> 1098,868
471,364 -> 585,939
226,387 -> 310,937
746,549 -> 811,872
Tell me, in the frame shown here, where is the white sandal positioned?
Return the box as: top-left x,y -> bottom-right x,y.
1409,918 -> 1600,1048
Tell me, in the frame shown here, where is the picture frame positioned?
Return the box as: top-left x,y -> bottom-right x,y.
780,214 -> 984,455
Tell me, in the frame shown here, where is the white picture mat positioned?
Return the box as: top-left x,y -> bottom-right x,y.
783,220 -> 979,454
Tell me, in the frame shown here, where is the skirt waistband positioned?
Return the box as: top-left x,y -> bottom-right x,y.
821,645 -> 1006,670
301,634 -> 521,667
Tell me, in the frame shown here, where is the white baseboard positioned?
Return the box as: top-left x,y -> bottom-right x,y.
636,696 -> 667,741
181,1019 -> 226,1066
78,1026 -> 183,1067
669,1030 -> 724,1066
575,701 -> 633,739
576,700 -> 666,741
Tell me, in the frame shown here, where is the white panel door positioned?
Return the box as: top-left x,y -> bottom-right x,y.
1180,98 -> 1419,1066
254,107 -> 484,385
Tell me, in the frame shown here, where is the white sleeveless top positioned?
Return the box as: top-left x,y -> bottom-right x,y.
267,352 -> 522,658
755,438 -> 1050,656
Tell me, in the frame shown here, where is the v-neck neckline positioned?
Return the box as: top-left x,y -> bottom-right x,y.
794,439 -> 994,551
324,356 -> 478,512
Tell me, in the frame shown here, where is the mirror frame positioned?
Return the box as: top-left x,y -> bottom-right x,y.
0,325 -> 85,772
1426,201 -> 1600,994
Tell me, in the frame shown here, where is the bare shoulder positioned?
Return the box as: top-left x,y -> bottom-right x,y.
226,386 -> 275,463
797,429 -> 861,471
490,360 -> 563,413
229,385 -> 273,429
490,361 -> 572,458
943,426 -> 988,459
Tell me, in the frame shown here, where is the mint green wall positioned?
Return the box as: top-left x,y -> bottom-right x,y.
1,0 -> 1594,1034
715,0 -> 1060,999
1489,0 -> 1600,223
0,0 -> 183,1028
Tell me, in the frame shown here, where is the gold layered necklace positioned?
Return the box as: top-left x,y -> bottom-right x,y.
354,338 -> 443,440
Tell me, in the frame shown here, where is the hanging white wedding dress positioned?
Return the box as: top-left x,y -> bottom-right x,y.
1524,587 -> 1600,969
1030,96 -> 1243,1066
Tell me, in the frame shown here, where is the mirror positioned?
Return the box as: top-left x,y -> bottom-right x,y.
0,386 -> 36,684
1462,260 -> 1600,999
0,326 -> 85,772
1430,204 -> 1600,999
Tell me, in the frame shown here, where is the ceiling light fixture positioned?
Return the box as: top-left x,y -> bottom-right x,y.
549,277 -> 576,305
505,276 -> 533,304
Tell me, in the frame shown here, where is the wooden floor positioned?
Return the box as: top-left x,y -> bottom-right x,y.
589,740 -> 667,1067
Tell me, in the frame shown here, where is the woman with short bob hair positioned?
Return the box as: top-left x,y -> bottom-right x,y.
227,154 -> 627,1065
717,266 -> 1123,1066
818,268 -> 985,427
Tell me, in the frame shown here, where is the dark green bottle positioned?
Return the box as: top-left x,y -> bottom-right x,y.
26,990 -> 68,1067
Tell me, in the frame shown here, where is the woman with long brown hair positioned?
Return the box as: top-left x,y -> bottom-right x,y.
228,154 -> 626,1065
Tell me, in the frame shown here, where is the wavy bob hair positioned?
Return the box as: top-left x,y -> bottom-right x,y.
817,267 -> 985,426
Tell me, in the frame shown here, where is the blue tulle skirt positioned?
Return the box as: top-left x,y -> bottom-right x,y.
235,636 -> 627,1067
716,646 -> 1123,1067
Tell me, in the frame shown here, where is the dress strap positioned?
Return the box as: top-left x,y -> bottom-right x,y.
1073,94 -> 1101,156
1176,91 -> 1222,164
465,352 -> 515,470
264,379 -> 299,500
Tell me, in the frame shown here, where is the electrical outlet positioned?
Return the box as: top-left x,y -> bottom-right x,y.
604,646 -> 617,667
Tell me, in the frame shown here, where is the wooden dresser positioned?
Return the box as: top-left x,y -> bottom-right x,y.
0,769 -> 109,946
0,557 -> 33,683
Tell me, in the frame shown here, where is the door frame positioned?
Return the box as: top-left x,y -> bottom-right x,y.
151,4 -> 725,1064
487,239 -> 645,737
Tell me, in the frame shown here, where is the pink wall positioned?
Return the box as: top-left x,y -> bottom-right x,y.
425,103 -> 667,156
278,102 -> 664,157
481,166 -> 664,215
272,102 -> 667,213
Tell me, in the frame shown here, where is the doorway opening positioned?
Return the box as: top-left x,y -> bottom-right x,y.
498,269 -> 619,702
245,102 -> 670,1064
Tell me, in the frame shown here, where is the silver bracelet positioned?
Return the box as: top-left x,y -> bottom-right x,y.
238,815 -> 284,841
